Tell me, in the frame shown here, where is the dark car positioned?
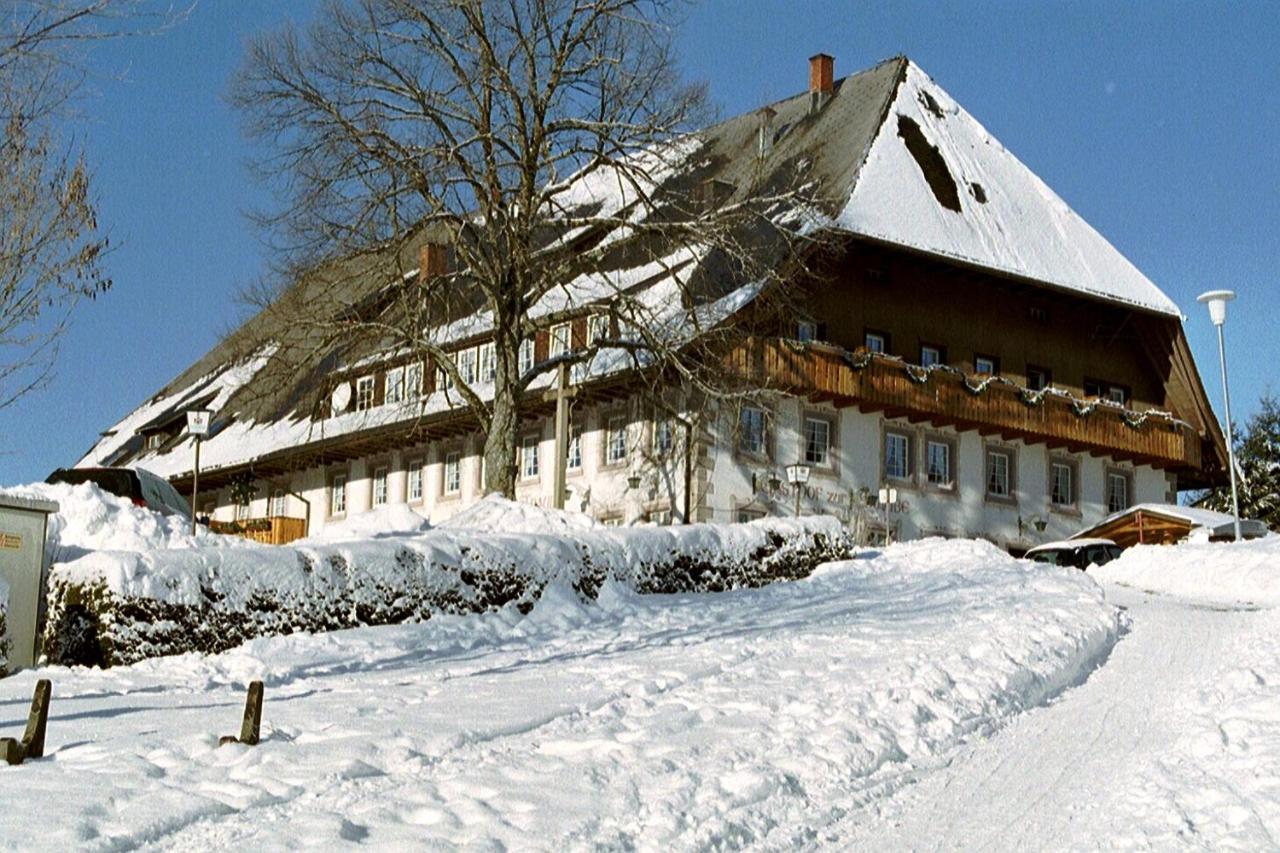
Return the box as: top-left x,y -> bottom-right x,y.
46,467 -> 192,520
1024,538 -> 1123,570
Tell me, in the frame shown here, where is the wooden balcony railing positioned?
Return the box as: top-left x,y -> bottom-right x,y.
726,339 -> 1202,470
209,516 -> 308,546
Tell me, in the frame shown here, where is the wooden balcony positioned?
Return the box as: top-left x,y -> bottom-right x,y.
208,516 -> 308,546
727,339 -> 1202,470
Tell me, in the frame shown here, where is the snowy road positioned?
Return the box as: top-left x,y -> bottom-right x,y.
848,584 -> 1280,851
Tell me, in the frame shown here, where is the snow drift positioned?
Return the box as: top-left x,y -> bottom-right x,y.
1090,535 -> 1280,607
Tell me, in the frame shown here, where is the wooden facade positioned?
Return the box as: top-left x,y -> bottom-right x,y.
727,338 -> 1203,472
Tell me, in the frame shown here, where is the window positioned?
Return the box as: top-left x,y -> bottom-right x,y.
1106,470 -> 1131,514
236,501 -> 251,521
736,509 -> 765,523
405,362 -> 423,399
588,314 -> 609,345
1050,460 -> 1075,508
653,417 -> 675,454
330,474 -> 347,516
739,407 -> 767,456
567,425 -> 583,471
920,345 -> 944,368
355,376 -> 376,411
479,343 -> 496,383
606,416 -> 628,465
521,435 -> 540,479
384,366 -> 405,405
985,449 -> 1012,498
865,331 -> 887,354
884,431 -> 911,480
437,354 -> 455,391
270,489 -> 286,517
926,440 -> 952,487
145,433 -> 164,450
599,515 -> 624,527
458,347 -> 478,385
372,465 -> 388,506
1085,379 -> 1128,405
408,460 -> 423,502
519,338 -> 535,375
444,452 -> 461,495
646,508 -> 673,525
803,416 -> 831,466
550,323 -> 571,357
1026,365 -> 1051,392
796,320 -> 817,343
974,354 -> 999,376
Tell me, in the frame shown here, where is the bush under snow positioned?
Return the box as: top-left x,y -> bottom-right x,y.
43,513 -> 852,667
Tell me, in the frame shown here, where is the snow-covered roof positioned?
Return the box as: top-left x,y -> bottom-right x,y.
836,61 -> 1179,317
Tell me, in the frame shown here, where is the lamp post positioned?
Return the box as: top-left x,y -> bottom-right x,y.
785,463 -> 811,517
1197,290 -> 1242,542
186,409 -> 213,535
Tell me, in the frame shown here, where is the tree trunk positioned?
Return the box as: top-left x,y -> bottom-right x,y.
483,322 -> 522,497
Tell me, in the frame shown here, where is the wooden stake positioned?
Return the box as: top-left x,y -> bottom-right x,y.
1,679 -> 52,765
219,680 -> 264,747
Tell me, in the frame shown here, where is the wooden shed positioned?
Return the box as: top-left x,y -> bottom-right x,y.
1073,503 -> 1269,548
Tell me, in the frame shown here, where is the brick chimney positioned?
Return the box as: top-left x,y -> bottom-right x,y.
418,241 -> 449,282
809,53 -> 834,114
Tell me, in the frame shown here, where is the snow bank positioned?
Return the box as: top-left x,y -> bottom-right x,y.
0,481 -> 247,560
439,493 -> 600,534
0,538 -> 1120,849
298,502 -> 430,543
1090,536 -> 1280,607
43,516 -> 851,667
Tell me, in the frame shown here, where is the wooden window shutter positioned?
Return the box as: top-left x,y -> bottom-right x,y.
423,357 -> 436,394
571,318 -> 587,349
535,330 -> 549,362
373,369 -> 386,406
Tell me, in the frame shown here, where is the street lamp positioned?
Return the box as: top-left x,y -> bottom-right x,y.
785,463 -> 811,517
1197,290 -> 1242,542
186,409 -> 213,535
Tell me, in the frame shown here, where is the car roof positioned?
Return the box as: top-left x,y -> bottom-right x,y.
1026,538 -> 1117,555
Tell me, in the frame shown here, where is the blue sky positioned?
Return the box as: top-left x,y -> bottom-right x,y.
2,0 -> 1276,484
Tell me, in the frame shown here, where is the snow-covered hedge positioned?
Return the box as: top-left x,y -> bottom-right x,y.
1090,535 -> 1280,607
42,516 -> 851,667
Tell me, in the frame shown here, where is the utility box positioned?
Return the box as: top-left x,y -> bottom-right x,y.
0,496 -> 59,671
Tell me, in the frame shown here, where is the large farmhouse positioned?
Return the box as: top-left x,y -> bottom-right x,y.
79,55 -> 1228,551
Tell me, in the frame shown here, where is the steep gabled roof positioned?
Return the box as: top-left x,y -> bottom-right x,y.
834,60 -> 1180,316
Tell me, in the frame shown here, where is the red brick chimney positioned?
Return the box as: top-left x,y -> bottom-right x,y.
418,242 -> 449,282
809,53 -> 834,113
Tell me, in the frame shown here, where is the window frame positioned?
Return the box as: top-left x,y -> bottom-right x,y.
736,405 -> 769,459
518,338 -> 535,376
653,414 -> 675,455
796,320 -> 818,343
550,322 -> 571,358
920,343 -> 945,368
882,427 -> 913,483
604,415 -> 629,467
1105,467 -> 1133,514
270,488 -> 286,517
520,433 -> 541,480
1049,456 -> 1079,512
567,423 -> 583,472
864,329 -> 889,355
384,366 -> 405,405
355,376 -> 376,411
802,412 -> 836,470
329,472 -> 348,517
372,464 -> 389,506
443,451 -> 462,496
407,459 -> 424,503
983,444 -> 1017,504
923,433 -> 957,492
974,353 -> 1000,377
1025,364 -> 1052,392
479,342 -> 496,383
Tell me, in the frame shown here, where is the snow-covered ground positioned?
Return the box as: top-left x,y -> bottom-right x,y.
0,539 -> 1119,850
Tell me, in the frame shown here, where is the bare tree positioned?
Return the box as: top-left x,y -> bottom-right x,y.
0,1 -> 180,412
233,0 -> 820,497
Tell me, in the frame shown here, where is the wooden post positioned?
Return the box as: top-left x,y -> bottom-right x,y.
1,678 -> 51,765
219,680 -> 264,747
542,363 -> 577,510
